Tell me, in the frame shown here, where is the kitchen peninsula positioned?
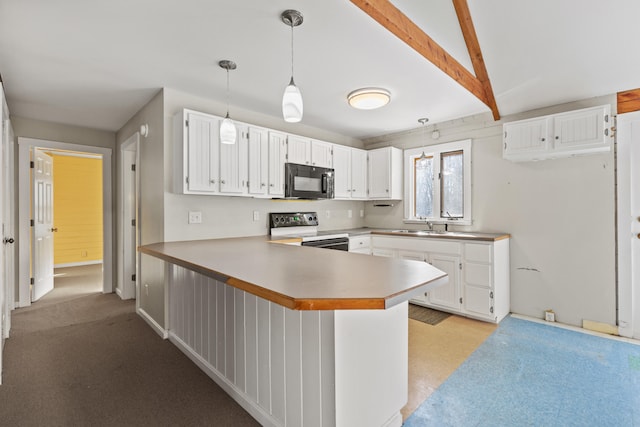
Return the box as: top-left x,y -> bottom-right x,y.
139,236 -> 448,427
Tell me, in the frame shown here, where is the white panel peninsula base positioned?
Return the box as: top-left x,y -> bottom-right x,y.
167,264 -> 407,427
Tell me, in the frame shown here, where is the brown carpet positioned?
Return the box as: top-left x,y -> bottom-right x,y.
0,281 -> 259,426
408,303 -> 451,326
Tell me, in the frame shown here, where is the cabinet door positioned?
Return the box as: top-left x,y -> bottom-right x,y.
187,112 -> 220,193
553,106 -> 608,151
268,131 -> 287,196
399,251 -> 428,304
463,285 -> 494,320
310,140 -> 333,168
248,127 -> 269,196
367,148 -> 390,198
333,145 -> 351,199
220,125 -> 248,195
287,135 -> 310,165
350,148 -> 368,199
426,254 -> 460,311
503,117 -> 550,160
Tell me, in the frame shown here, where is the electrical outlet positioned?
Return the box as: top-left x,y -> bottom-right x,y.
544,310 -> 555,322
348,210 -> 352,218
253,210 -> 260,221
144,283 -> 150,296
188,211 -> 202,224
360,210 -> 364,218
325,210 -> 331,219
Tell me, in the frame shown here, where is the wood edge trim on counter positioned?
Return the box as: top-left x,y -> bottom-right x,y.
370,231 -> 511,241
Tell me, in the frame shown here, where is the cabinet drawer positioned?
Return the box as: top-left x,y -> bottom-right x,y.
372,236 -> 461,255
465,243 -> 492,263
349,235 -> 371,251
465,262 -> 492,287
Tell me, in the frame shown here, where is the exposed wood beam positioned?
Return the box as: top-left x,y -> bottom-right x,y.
452,0 -> 500,120
617,88 -> 640,114
350,0 -> 499,119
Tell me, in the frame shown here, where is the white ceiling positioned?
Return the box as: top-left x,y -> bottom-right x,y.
1,0 -> 639,140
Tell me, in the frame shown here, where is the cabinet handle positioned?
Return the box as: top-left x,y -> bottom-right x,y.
261,183 -> 265,187
385,189 -> 389,193
270,184 -> 274,187
221,180 -> 226,184
555,136 -> 559,140
541,137 -> 545,142
490,291 -> 494,299
210,179 -> 215,184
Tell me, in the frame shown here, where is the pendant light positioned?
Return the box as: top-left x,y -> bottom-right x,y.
417,117 -> 429,168
281,10 -> 304,123
219,60 -> 237,144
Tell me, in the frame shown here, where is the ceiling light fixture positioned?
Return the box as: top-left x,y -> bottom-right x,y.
347,87 -> 391,110
219,60 -> 237,145
281,9 -> 304,123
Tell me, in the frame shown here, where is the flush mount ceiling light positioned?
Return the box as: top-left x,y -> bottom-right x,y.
281,9 -> 304,123
219,60 -> 237,145
347,87 -> 391,110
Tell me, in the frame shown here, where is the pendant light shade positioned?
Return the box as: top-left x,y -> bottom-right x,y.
281,10 -> 304,123
283,77 -> 303,123
220,113 -> 237,145
219,60 -> 237,144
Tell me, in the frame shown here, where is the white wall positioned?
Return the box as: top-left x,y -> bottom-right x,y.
364,95 -> 617,328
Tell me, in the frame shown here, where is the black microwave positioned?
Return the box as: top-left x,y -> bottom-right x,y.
284,163 -> 335,199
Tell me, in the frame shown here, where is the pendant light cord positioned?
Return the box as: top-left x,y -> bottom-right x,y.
290,24 -> 295,81
225,68 -> 230,118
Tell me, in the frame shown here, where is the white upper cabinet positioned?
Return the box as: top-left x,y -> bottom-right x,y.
219,124 -> 248,195
268,131 -> 287,197
287,135 -> 311,165
367,147 -> 402,199
334,145 -> 367,200
503,105 -> 611,161
503,117 -> 550,160
310,140 -> 333,168
173,109 -> 220,194
248,126 -> 269,196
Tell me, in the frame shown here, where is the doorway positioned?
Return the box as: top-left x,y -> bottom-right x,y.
119,132 -> 139,300
17,138 -> 113,308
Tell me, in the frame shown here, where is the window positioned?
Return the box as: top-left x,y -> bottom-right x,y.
404,139 -> 472,224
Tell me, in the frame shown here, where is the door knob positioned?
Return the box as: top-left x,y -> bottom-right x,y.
3,237 -> 14,244
50,227 -> 58,232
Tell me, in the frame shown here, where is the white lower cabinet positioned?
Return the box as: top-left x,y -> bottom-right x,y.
372,235 -> 510,323
348,235 -> 371,254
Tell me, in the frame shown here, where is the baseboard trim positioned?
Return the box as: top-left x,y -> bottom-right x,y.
511,314 -> 640,346
136,308 -> 168,339
115,287 -> 123,299
54,260 -> 103,268
168,332 -> 279,427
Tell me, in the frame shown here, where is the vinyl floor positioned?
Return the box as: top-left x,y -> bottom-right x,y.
404,315 -> 640,427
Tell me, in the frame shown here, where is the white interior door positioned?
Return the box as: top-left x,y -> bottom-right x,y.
616,111 -> 640,339
32,148 -> 55,301
121,134 -> 138,300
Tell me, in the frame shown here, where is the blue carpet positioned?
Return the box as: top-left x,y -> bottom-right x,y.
404,316 -> 640,427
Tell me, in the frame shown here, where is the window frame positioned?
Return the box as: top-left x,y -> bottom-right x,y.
403,139 -> 472,225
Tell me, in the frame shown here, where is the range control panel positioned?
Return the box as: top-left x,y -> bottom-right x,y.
270,212 -> 319,228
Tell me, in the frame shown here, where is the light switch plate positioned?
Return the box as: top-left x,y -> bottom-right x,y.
253,210 -> 260,221
188,211 -> 202,224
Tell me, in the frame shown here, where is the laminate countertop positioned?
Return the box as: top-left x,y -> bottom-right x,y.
322,227 -> 510,241
139,236 -> 447,311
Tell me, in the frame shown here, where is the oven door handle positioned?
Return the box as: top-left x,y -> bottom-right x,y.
322,174 -> 327,193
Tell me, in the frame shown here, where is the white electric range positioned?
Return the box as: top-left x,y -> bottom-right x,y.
269,212 -> 349,251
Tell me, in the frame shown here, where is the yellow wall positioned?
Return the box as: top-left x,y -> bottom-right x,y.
51,154 -> 103,265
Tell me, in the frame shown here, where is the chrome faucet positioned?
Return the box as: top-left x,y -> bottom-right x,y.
425,221 -> 433,231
